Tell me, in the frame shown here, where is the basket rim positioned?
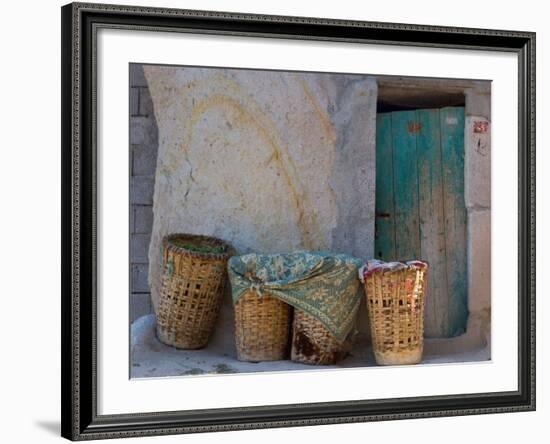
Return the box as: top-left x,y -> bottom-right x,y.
360,259 -> 428,281
162,233 -> 232,260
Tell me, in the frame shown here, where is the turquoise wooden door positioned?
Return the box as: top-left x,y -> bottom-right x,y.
375,107 -> 467,338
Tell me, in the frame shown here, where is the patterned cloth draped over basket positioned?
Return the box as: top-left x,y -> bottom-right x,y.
360,259 -> 428,365
228,252 -> 363,364
156,233 -> 232,350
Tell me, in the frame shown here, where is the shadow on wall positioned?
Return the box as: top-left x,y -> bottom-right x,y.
129,64 -> 159,323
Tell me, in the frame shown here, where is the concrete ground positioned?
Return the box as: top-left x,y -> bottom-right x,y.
131,314 -> 490,379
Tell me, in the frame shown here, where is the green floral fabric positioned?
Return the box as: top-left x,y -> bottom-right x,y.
228,252 -> 363,342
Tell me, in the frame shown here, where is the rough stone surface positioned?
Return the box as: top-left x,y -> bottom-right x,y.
130,205 -> 135,233
465,115 -> 491,209
130,295 -> 152,324
465,88 -> 491,119
130,87 -> 139,116
130,63 -> 149,87
129,117 -> 147,145
132,144 -> 157,176
143,66 -> 378,314
462,91 -> 491,350
130,233 -> 151,264
139,86 -> 154,117
130,314 -> 490,378
133,205 -> 154,234
130,177 -> 155,205
131,116 -> 158,146
468,209 -> 491,313
131,263 -> 150,293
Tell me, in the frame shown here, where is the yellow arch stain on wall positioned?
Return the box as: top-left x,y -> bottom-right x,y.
294,75 -> 337,145
186,93 -> 324,249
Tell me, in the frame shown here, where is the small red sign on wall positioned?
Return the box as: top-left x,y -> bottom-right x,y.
473,121 -> 489,133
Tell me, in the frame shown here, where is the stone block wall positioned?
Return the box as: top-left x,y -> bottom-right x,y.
129,64 -> 158,322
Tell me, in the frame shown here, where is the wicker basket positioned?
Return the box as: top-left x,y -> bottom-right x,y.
234,290 -> 292,362
156,233 -> 231,350
361,260 -> 428,365
291,309 -> 349,365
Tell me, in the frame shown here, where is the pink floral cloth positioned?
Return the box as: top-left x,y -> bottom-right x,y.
358,259 -> 428,283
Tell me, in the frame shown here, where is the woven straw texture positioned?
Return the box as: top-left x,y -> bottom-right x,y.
362,260 -> 428,365
156,233 -> 231,350
291,309 -> 349,365
234,290 -> 292,362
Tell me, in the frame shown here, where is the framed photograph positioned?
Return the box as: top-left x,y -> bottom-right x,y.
61,2 -> 535,440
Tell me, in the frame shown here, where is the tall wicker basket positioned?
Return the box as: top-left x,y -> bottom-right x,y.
291,309 -> 349,365
156,233 -> 231,350
361,260 -> 428,366
234,290 -> 292,362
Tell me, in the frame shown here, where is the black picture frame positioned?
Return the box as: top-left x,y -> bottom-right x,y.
61,2 -> 536,440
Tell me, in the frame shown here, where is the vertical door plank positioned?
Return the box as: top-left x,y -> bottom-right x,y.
416,109 -> 449,338
440,107 -> 468,336
391,110 -> 421,261
375,113 -> 396,260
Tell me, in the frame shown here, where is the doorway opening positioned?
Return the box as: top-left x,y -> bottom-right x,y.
375,85 -> 467,338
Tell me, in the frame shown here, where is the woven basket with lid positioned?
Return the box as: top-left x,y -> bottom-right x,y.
156,233 -> 232,350
361,260 -> 428,366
